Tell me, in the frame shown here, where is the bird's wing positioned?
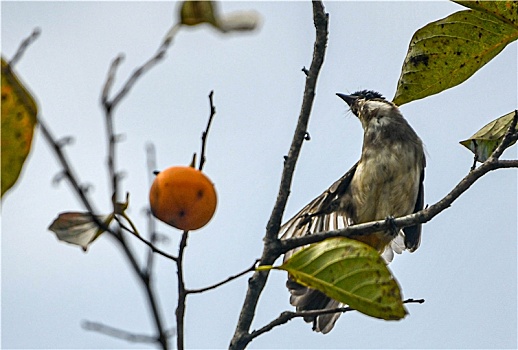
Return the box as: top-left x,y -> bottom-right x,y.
279,162 -> 358,262
402,162 -> 425,252
279,163 -> 357,333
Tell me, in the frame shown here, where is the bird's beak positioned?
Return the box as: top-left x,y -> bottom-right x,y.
336,93 -> 357,107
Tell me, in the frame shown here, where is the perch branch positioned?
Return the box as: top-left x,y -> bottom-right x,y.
279,112 -> 518,253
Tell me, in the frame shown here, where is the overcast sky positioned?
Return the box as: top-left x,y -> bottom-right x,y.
2,1 -> 517,349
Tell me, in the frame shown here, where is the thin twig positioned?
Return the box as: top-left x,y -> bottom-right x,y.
109,228 -> 169,350
8,27 -> 41,67
199,90 -> 217,171
101,55 -> 124,110
82,320 -> 176,344
145,143 -> 160,272
5,31 -> 101,223
100,29 -> 177,203
94,30 -> 178,349
186,260 -> 259,294
39,118 -> 108,230
94,26 -> 180,350
173,90 -> 219,347
116,217 -> 178,262
101,34 -> 175,113
229,3 -> 329,350
248,298 -> 425,341
10,26 -> 174,350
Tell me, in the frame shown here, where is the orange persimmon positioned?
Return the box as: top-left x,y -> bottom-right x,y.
149,166 -> 217,230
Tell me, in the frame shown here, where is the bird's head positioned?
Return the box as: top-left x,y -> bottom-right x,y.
336,90 -> 401,131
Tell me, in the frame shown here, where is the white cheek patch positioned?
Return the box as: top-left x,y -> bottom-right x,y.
367,100 -> 393,116
364,100 -> 394,128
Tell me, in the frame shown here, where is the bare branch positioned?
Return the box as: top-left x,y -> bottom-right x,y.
108,227 -> 170,350
9,27 -> 41,67
229,3 -> 329,350
248,299 -> 424,341
199,90 -> 217,171
12,21 -> 178,350
82,320 -> 175,344
36,27 -> 177,349
116,216 -> 178,262
99,27 -> 177,203
175,231 -> 190,350
98,32 -> 175,349
145,143 -> 160,272
101,32 -> 176,113
101,55 -> 124,110
39,119 -> 106,228
187,260 -> 259,295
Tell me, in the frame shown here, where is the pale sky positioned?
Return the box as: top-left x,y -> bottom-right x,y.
2,1 -> 517,349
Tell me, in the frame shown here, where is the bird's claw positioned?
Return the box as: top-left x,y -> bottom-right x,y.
385,215 -> 398,236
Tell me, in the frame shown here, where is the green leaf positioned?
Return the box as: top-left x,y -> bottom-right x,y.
453,1 -> 518,27
178,0 -> 260,33
48,212 -> 113,251
279,237 -> 407,320
460,110 -> 517,162
393,9 -> 518,106
1,57 -> 38,198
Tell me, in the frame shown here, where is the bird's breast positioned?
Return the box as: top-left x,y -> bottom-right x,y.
347,142 -> 422,232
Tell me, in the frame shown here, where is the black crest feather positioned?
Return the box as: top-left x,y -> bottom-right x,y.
351,90 -> 384,100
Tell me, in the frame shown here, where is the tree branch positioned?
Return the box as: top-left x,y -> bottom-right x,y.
92,27 -> 183,350
82,320 -> 175,344
248,298 -> 425,341
173,89 -> 219,349
175,231 -> 189,350
186,260 -> 259,295
229,3 -> 329,350
145,143 -> 160,274
28,28 -> 175,350
100,30 -> 177,114
8,27 -> 41,67
116,217 -> 178,262
199,90 -> 217,171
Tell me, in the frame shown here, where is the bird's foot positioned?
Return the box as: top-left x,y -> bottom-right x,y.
385,215 -> 399,237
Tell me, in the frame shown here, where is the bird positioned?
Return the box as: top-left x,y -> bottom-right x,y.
278,89 -> 425,334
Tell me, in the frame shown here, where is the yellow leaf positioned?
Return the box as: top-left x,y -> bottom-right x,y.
1,57 -> 38,198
